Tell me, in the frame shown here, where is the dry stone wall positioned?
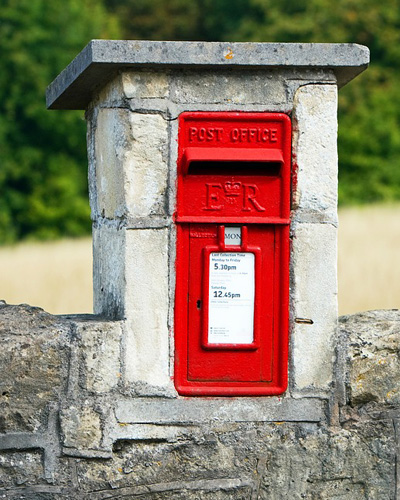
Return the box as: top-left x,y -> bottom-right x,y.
0,302 -> 398,498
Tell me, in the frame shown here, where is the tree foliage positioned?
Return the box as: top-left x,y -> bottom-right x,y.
108,0 -> 400,205
0,0 -> 119,243
0,0 -> 398,243
220,0 -> 400,204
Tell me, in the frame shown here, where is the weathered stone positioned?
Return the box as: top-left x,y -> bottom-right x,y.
340,309 -> 400,406
125,112 -> 169,217
93,108 -> 130,220
0,303 -> 70,433
92,225 -> 173,392
109,423 -> 193,444
122,70 -> 169,99
93,73 -> 125,107
124,228 -> 171,390
92,224 -> 126,319
46,41 -> 369,110
259,423 -> 395,499
115,397 -> 325,425
292,84 -> 338,223
61,405 -> 102,451
170,69 -> 287,105
91,108 -> 169,221
0,450 -> 43,489
71,422 -> 394,499
77,319 -> 122,393
290,222 -> 337,394
0,303 -> 397,497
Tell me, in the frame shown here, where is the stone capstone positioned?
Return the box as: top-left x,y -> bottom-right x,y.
46,41 -> 369,110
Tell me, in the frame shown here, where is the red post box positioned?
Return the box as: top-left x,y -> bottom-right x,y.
174,112 -> 291,396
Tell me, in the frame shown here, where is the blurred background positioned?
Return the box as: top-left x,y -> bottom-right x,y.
1,0 -> 399,315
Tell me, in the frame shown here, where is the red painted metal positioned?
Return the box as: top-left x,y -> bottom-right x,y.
176,112 -> 291,223
174,112 -> 291,396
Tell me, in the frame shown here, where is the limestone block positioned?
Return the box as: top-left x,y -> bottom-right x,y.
93,225 -> 125,319
122,70 -> 169,99
292,84 -> 338,221
125,112 -> 169,218
124,228 -> 170,389
92,109 -> 168,220
0,303 -> 70,433
94,74 -> 125,107
110,423 -> 190,443
0,450 -> 43,488
77,319 -> 122,393
61,405 -> 102,451
170,69 -> 287,105
93,108 -> 130,219
115,398 -> 325,425
340,310 -> 400,406
290,222 -> 337,393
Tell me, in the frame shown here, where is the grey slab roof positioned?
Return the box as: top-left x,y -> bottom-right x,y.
46,40 -> 369,110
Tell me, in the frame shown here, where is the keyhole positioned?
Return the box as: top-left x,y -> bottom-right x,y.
196,300 -> 201,310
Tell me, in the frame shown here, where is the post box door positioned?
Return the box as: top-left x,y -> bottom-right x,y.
187,223 -> 274,382
175,222 -> 289,396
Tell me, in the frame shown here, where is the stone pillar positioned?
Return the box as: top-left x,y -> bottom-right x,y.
47,41 -> 369,401
291,84 -> 339,396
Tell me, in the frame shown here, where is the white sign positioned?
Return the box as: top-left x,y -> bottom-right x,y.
224,226 -> 241,246
208,252 -> 255,344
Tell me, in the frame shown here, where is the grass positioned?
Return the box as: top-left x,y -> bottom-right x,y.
338,203 -> 400,315
0,204 -> 399,316
0,238 -> 93,314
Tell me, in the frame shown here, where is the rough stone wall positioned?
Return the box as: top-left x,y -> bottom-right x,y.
0,302 -> 398,498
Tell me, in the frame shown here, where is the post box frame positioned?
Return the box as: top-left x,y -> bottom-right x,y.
174,111 -> 291,396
